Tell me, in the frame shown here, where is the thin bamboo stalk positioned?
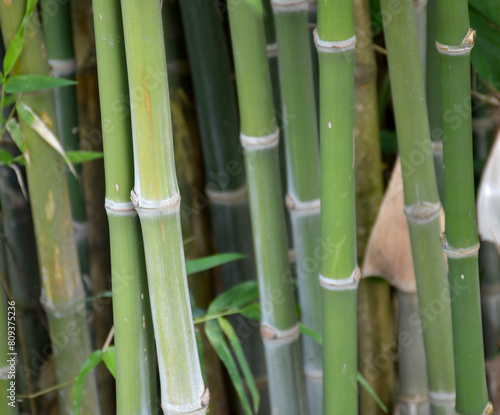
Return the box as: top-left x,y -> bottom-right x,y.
0,4 -> 100,414
271,2 -> 322,413
435,1 -> 490,413
176,2 -> 270,413
398,292 -> 431,415
315,0 -> 358,413
161,3 -> 229,412
0,225 -> 18,415
92,0 -> 157,413
227,0 -> 306,412
425,0 -> 445,201
353,0 -> 395,412
40,0 -> 89,283
380,0 -> 456,413
120,0 -> 208,413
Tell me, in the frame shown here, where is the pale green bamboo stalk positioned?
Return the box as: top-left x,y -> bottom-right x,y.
436,1 -> 490,412
120,1 -> 207,413
397,292 -> 431,415
413,0 -> 428,78
92,0 -> 157,413
0,4 -> 100,414
227,0 -> 306,412
380,0 -> 456,413
315,0 -> 358,413
40,0 -> 89,283
271,2 -> 322,412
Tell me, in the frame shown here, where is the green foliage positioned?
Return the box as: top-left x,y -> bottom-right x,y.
357,373 -> 388,413
5,75 -> 77,94
185,252 -> 246,275
71,350 -> 103,415
102,347 -> 116,378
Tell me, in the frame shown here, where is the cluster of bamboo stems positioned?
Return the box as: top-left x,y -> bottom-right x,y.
0,0 -> 497,414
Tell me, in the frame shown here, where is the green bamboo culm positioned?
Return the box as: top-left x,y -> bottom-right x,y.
92,0 -> 158,413
315,0 -> 358,413
120,0 -> 208,413
380,0 -> 457,413
40,0 -> 89,283
0,4 -> 101,414
227,0 -> 307,412
435,1 -> 490,413
271,1 -> 322,412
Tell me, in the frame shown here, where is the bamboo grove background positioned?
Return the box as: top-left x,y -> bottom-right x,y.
0,0 -> 499,414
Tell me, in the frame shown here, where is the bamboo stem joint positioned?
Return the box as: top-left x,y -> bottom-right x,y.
260,323 -> 300,345
435,29 -> 475,56
313,30 -> 356,53
240,129 -> 280,150
319,267 -> 361,291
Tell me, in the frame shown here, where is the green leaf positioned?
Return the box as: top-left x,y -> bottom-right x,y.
3,0 -> 38,76
6,118 -> 26,155
469,0 -> 499,26
0,148 -> 14,166
299,323 -> 323,345
72,350 -> 103,415
357,372 -> 388,413
195,327 -> 206,382
102,347 -> 116,378
66,151 -> 103,164
5,75 -> 77,94
469,7 -> 500,92
208,281 -> 259,314
238,303 -> 261,321
218,317 -> 260,413
17,101 -> 77,177
183,235 -> 196,246
186,252 -> 246,276
205,320 -> 253,415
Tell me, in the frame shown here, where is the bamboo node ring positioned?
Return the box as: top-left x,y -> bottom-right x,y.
314,29 -> 356,53
304,369 -> 323,380
130,189 -> 181,211
404,201 -> 441,224
398,393 -> 429,403
441,235 -> 480,259
240,129 -> 280,150
285,193 -> 320,214
104,199 -> 137,215
266,42 -> 278,58
428,390 -> 456,405
271,0 -> 309,11
48,58 -> 76,75
319,266 -> 361,291
205,185 -> 248,205
436,28 -> 475,56
260,323 -> 300,345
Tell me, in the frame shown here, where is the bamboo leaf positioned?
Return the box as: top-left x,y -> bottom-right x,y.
10,163 -> 28,200
3,0 -> 38,76
186,252 -> 246,275
218,317 -> 260,413
72,350 -> 103,415
5,75 -> 77,94
194,327 -> 206,381
0,148 -> 13,166
16,101 -> 77,177
66,151 -> 103,164
102,346 -> 116,378
6,118 -> 27,155
299,323 -> 323,345
357,372 -> 388,413
205,320 -> 253,415
208,280 -> 259,314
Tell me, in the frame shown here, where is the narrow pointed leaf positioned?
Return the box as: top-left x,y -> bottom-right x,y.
5,75 -> 77,94
0,148 -> 13,166
6,117 -> 27,154
208,281 -> 259,314
186,252 -> 246,275
357,373 -> 388,413
218,317 -> 260,413
71,350 -> 103,415
102,347 -> 116,378
299,323 -> 323,345
205,320 -> 253,415
16,101 -> 77,177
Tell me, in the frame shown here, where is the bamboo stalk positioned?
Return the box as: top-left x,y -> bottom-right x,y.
227,0 -> 306,412
40,0 -> 89,285
119,1 -> 208,413
397,292 -> 431,415
315,0 -> 358,413
270,1 -> 322,412
0,4 -> 100,414
353,0 -> 395,412
435,1 -> 490,413
92,0 -> 157,413
0,225 -> 18,415
176,2 -> 270,413
380,0 -> 456,413
425,0 -> 445,201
